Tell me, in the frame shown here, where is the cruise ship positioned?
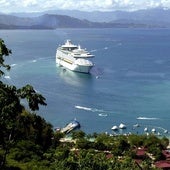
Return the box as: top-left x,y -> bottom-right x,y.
56,40 -> 94,73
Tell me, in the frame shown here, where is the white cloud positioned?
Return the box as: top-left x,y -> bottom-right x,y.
0,0 -> 170,13
22,0 -> 38,7
161,0 -> 170,8
0,0 -> 10,8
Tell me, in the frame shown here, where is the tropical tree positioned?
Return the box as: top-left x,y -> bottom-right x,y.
0,38 -> 11,76
71,130 -> 85,140
0,83 -> 23,168
17,84 -> 47,111
0,38 -> 48,169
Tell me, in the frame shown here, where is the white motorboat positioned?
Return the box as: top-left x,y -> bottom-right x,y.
151,128 -> 156,133
164,129 -> 168,134
144,127 -> 148,132
133,123 -> 140,127
111,125 -> 118,131
56,40 -> 94,73
119,123 -> 126,129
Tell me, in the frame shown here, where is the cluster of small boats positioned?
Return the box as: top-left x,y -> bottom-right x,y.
111,123 -> 126,131
111,123 -> 168,136
144,127 -> 168,135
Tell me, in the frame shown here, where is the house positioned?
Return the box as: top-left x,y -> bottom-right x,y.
155,160 -> 170,170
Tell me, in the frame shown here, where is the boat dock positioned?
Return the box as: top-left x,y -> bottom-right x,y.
61,119 -> 80,134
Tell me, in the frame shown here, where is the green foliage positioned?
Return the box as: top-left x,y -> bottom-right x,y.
51,132 -> 64,148
71,130 -> 85,139
160,136 -> 169,149
17,84 -> 47,111
94,133 -> 115,150
54,146 -> 70,161
9,140 -> 42,162
0,38 -> 11,76
128,134 -> 147,147
15,112 -> 53,150
0,82 -> 23,145
0,39 -> 49,169
76,138 -> 93,149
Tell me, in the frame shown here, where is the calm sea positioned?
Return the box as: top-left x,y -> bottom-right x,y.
1,28 -> 170,136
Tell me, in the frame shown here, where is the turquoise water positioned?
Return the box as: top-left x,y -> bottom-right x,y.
1,28 -> 170,136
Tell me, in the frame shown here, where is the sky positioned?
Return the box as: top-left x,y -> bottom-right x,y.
0,0 -> 170,13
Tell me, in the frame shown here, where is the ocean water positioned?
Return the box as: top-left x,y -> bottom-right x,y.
1,28 -> 170,136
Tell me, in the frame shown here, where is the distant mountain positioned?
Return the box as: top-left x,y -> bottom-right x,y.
0,14 -> 152,29
45,8 -> 170,26
10,8 -> 170,23
1,8 -> 170,29
109,8 -> 170,27
0,14 -> 92,29
47,8 -> 170,27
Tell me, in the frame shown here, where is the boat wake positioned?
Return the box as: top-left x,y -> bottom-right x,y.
75,105 -> 104,113
10,63 -> 17,67
11,56 -> 53,66
31,59 -> 37,63
4,75 -> 11,79
90,66 -> 104,77
137,117 -> 160,120
75,105 -> 116,117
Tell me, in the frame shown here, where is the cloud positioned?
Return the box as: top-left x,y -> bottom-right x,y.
0,0 -> 10,7
22,0 -> 38,7
0,0 -> 170,13
35,0 -> 170,11
40,0 -> 115,11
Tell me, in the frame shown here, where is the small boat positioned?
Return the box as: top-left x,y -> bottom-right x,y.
98,113 -> 108,117
119,123 -> 126,129
164,129 -> 168,134
144,127 -> 148,132
157,132 -> 161,136
61,119 -> 80,134
133,123 -> 140,127
151,128 -> 156,133
111,125 -> 118,131
54,127 -> 61,132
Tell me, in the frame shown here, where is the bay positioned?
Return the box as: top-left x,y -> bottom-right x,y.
1,28 -> 170,136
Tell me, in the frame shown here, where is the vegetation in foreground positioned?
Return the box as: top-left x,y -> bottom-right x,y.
0,38 -> 169,170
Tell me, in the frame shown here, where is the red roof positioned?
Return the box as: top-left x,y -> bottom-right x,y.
136,148 -> 146,156
155,160 -> 170,168
162,150 -> 170,159
106,153 -> 113,159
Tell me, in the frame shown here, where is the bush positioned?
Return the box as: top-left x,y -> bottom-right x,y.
9,140 -> 42,162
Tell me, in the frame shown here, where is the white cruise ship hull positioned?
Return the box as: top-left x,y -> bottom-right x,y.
56,58 -> 93,73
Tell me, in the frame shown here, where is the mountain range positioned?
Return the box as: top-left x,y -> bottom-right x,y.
0,8 -> 170,29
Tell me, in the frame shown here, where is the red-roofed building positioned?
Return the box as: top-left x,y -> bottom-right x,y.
135,147 -> 147,159
136,148 -> 146,156
155,160 -> 170,170
162,150 -> 170,160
